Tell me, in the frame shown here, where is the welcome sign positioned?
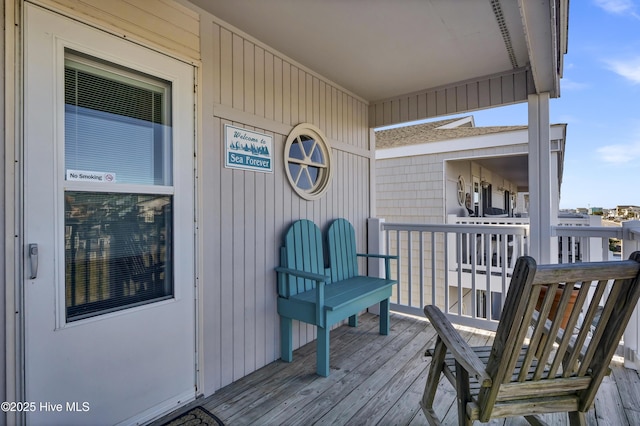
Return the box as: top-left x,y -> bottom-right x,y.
224,124 -> 273,173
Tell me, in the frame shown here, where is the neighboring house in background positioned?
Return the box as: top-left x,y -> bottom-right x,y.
375,116 -> 567,225
375,117 -> 568,320
589,207 -> 604,215
617,205 -> 640,220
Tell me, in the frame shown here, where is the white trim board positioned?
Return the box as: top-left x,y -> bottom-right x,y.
376,124 -> 565,160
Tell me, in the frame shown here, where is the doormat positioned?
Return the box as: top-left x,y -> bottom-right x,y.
163,406 -> 225,426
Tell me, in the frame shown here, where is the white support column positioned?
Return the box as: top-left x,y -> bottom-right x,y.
367,217 -> 386,315
549,150 -> 560,263
527,93 -> 553,263
367,217 -> 386,278
369,128 -> 377,218
623,220 -> 640,370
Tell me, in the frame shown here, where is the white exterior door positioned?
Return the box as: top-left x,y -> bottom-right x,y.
23,4 -> 196,425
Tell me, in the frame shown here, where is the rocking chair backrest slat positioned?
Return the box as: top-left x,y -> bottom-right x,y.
484,257 -> 537,386
579,262 -> 640,411
546,282 -> 590,379
578,280 -> 624,375
477,252 -> 640,421
561,279 -> 609,377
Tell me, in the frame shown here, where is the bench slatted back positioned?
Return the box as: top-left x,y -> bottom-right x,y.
327,218 -> 359,282
279,219 -> 326,298
477,252 -> 640,421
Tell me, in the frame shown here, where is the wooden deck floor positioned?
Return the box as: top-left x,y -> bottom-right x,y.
158,312 -> 640,425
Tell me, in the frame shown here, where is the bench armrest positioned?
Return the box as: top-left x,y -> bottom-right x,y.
275,266 -> 330,283
275,266 -> 330,327
424,305 -> 492,387
356,253 -> 398,260
356,253 -> 398,281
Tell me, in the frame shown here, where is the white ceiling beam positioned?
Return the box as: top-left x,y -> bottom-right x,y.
519,0 -> 561,97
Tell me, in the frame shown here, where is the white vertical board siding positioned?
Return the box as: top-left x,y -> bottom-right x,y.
201,19 -> 371,393
30,0 -> 200,61
369,68 -> 532,128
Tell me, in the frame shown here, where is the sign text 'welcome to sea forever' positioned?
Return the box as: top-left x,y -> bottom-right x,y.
224,124 -> 273,173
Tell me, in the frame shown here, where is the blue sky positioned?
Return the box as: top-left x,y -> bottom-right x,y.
393,0 -> 640,210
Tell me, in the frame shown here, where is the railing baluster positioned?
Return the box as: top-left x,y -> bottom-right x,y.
420,231 -> 425,309
395,229 -> 401,304
407,231 -> 412,307
431,231 -> 436,310
483,232 -> 492,320
452,232 -> 461,316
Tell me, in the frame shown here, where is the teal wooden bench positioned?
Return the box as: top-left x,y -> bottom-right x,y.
275,218 -> 398,376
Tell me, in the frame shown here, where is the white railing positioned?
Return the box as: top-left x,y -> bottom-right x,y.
453,213 -> 623,264
553,225 -> 623,263
373,221 -> 528,330
368,217 -> 639,335
369,217 -> 640,368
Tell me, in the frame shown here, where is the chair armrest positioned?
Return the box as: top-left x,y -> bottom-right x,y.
423,305 -> 492,387
275,266 -> 330,283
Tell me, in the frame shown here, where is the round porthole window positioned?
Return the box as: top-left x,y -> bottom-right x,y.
284,123 -> 332,200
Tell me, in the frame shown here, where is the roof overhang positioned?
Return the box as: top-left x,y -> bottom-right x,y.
188,0 -> 569,127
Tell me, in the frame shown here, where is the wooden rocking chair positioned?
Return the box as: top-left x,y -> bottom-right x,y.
421,252 -> 640,425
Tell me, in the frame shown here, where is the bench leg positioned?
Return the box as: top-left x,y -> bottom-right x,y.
348,314 -> 358,327
379,298 -> 390,335
317,326 -> 330,377
280,317 -> 293,362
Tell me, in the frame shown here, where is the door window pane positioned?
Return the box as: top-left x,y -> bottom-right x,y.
65,53 -> 172,186
65,192 -> 173,322
63,52 -> 177,322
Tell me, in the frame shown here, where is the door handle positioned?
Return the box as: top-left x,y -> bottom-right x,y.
29,243 -> 38,279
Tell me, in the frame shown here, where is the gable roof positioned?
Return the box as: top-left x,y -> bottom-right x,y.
375,119 -> 527,149
374,117 -> 567,194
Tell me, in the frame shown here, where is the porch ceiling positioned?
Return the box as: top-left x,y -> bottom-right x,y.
474,155 -> 529,191
189,0 -> 568,104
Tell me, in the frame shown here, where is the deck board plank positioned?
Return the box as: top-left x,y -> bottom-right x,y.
230,314 -> 412,425
591,373 -> 629,425
314,322 -> 438,425
155,312 -> 636,426
611,362 -> 640,421
267,314 -> 428,425
205,316 -> 381,423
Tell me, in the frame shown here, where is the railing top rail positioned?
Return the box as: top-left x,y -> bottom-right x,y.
556,217 -> 593,224
552,225 -> 623,238
381,222 -> 528,235
453,217 -> 531,225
